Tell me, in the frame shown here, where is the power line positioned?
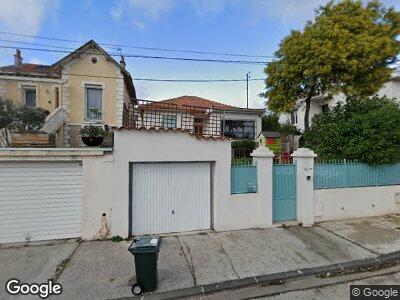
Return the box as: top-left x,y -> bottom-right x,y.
133,77 -> 265,82
0,69 -> 265,82
0,30 -> 274,59
60,72 -> 266,82
0,45 -> 270,65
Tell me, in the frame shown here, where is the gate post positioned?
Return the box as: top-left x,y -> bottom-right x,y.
251,146 -> 275,227
291,148 -> 317,227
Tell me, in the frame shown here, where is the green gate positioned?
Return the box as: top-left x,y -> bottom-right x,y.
272,163 -> 297,222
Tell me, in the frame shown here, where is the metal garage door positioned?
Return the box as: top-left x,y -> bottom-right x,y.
0,161 -> 83,243
131,162 -> 211,235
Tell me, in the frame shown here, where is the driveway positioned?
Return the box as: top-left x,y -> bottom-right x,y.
1,215 -> 400,299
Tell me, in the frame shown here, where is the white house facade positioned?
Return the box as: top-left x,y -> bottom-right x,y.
280,70 -> 400,132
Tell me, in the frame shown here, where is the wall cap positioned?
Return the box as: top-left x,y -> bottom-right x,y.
291,148 -> 317,158
0,147 -> 113,158
251,146 -> 275,158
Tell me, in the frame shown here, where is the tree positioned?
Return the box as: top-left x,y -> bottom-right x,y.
13,105 -> 47,132
301,96 -> 400,164
262,113 -> 281,132
0,98 -> 17,129
263,0 -> 400,131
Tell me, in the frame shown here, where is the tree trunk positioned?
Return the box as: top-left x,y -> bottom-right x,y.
304,86 -> 315,131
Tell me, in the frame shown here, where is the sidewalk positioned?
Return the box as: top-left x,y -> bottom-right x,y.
1,215 -> 400,299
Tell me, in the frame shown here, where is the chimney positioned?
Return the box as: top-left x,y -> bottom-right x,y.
120,55 -> 126,69
14,49 -> 23,66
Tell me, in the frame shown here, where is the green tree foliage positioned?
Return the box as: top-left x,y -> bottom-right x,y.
263,0 -> 400,130
301,96 -> 400,164
14,106 -> 47,132
0,98 -> 47,132
262,114 -> 281,132
231,139 -> 256,150
0,98 -> 17,129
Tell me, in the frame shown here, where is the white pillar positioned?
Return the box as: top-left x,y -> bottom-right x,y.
251,146 -> 275,227
291,148 -> 317,227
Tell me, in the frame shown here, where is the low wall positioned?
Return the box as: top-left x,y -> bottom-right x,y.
314,185 -> 400,222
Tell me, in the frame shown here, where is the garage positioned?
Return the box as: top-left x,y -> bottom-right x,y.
130,162 -> 211,236
0,161 -> 83,243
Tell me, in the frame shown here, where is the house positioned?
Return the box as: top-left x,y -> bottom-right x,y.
126,96 -> 264,140
280,70 -> 400,132
258,131 -> 281,154
0,40 -> 136,147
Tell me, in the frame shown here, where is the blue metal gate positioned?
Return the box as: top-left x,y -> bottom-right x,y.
273,163 -> 297,222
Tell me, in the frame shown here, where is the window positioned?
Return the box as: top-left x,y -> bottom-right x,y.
162,115 -> 177,128
321,104 -> 329,113
290,111 -> 298,125
194,118 -> 204,135
223,120 -> 255,139
86,86 -> 102,121
24,88 -> 36,107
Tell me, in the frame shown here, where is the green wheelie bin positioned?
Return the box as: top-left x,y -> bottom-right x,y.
128,236 -> 162,295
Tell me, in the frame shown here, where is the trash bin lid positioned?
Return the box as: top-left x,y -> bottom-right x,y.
129,236 -> 162,254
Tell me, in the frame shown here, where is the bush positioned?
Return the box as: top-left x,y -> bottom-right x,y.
13,105 -> 47,132
301,96 -> 400,164
231,139 -> 256,150
0,98 -> 47,132
80,125 -> 106,137
0,98 -> 17,129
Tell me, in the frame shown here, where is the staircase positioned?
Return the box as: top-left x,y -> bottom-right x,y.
40,107 -> 66,133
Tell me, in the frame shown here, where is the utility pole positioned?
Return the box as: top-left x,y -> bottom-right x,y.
246,71 -> 251,108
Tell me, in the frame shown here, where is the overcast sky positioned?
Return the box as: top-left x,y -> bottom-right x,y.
0,0 -> 399,108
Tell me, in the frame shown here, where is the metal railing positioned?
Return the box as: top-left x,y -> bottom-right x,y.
84,108 -> 103,122
124,99 -> 225,137
314,160 -> 400,189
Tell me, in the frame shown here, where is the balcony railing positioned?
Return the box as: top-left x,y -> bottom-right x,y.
124,99 -> 225,137
84,108 -> 103,123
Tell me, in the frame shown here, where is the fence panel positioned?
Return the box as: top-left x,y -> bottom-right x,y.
231,164 -> 257,194
314,162 -> 400,189
273,163 -> 297,221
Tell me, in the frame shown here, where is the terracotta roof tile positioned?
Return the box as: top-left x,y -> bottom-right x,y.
117,125 -> 231,141
0,63 -> 60,78
158,95 -> 237,109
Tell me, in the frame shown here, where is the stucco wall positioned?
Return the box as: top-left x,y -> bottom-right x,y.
314,186 -> 400,222
82,154 -> 114,240
0,78 -> 61,112
111,130 -> 272,237
0,148 -> 114,240
64,50 -> 122,126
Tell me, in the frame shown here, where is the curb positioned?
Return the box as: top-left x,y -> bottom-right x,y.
119,250 -> 400,299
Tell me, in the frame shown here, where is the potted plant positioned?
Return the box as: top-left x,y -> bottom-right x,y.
80,125 -> 106,146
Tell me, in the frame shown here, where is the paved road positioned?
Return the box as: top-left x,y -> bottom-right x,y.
263,272 -> 400,300
1,215 -> 400,299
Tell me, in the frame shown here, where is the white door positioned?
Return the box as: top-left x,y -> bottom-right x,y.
0,162 -> 83,243
131,162 -> 211,235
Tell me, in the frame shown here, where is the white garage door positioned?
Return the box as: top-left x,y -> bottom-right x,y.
0,161 -> 83,244
131,162 -> 211,235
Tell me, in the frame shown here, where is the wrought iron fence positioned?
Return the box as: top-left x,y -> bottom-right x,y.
124,99 -> 225,137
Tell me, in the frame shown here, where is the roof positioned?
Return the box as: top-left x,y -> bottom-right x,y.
158,95 -> 264,114
259,131 -> 281,138
117,126 -> 231,141
0,64 -> 60,79
158,96 -> 235,109
0,40 -> 136,99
